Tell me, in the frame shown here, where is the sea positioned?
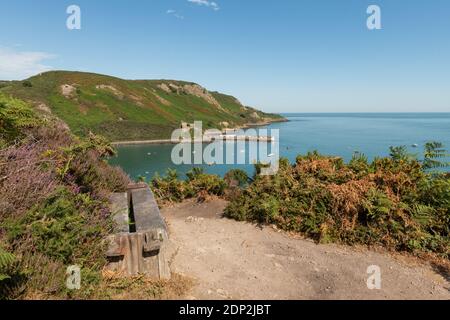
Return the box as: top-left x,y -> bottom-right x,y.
108,113 -> 450,180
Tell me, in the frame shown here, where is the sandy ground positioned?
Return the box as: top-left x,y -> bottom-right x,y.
161,198 -> 450,300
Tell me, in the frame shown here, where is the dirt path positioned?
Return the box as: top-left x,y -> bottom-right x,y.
161,198 -> 450,300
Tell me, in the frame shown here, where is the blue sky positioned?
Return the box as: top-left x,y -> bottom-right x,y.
0,0 -> 449,112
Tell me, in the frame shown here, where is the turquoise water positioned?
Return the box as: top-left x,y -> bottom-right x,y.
109,113 -> 450,180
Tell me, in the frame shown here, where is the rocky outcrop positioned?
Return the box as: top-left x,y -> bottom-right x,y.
60,84 -> 76,97
158,82 -> 226,112
95,84 -> 124,99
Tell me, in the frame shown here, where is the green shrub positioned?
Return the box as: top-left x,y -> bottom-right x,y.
224,169 -> 250,188
186,168 -> 226,196
0,94 -> 130,298
225,147 -> 450,258
5,187 -> 109,264
22,81 -> 32,88
0,93 -> 42,146
2,187 -> 112,298
151,168 -> 226,203
151,169 -> 193,202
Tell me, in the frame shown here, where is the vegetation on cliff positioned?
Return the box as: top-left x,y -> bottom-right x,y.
0,71 -> 285,141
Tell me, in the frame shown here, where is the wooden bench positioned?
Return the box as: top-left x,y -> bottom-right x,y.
105,183 -> 170,279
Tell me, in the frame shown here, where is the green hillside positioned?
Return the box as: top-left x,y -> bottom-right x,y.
0,71 -> 285,141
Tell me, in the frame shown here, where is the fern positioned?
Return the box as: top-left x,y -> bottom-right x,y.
389,145 -> 416,162
365,189 -> 393,220
411,204 -> 434,226
0,247 -> 16,281
423,141 -> 449,170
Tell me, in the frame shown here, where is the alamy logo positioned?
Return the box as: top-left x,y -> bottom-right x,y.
66,5 -> 81,30
170,121 -> 280,175
66,265 -> 81,290
367,5 -> 382,30
366,265 -> 381,290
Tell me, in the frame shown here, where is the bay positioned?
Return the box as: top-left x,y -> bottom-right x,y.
109,113 -> 450,180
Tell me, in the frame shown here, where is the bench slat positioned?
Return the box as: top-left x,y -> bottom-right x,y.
131,188 -> 167,233
109,192 -> 129,233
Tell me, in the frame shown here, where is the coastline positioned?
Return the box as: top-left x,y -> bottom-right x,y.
111,118 -> 288,146
111,139 -> 174,146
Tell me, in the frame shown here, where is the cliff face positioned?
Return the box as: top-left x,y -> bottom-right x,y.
1,71 -> 285,141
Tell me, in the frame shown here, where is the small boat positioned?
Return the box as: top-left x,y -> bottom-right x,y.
240,149 -> 245,153
411,144 -> 419,148
147,152 -> 152,156
268,153 -> 275,157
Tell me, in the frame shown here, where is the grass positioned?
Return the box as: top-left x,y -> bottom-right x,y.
78,272 -> 193,300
